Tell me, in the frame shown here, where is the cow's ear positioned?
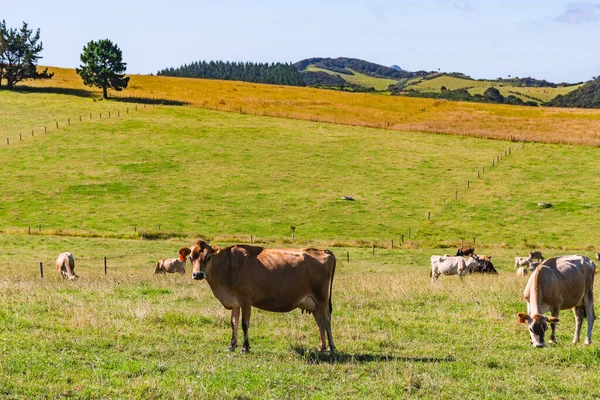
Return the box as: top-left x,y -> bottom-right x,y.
179,247 -> 192,257
547,316 -> 559,324
213,245 -> 221,254
517,312 -> 531,324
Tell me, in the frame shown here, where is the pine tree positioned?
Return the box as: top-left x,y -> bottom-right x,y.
76,39 -> 129,99
0,20 -> 53,88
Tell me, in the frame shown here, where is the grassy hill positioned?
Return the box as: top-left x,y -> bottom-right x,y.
16,67 -> 600,147
3,70 -> 600,399
403,75 -> 582,104
2,87 -> 600,248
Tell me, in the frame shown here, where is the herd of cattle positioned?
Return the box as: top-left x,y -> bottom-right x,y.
54,243 -> 600,351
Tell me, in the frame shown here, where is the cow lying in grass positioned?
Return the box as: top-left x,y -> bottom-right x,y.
517,255 -> 596,347
154,247 -> 192,275
56,252 -> 78,280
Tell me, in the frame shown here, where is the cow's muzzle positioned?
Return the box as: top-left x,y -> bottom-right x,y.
192,271 -> 206,280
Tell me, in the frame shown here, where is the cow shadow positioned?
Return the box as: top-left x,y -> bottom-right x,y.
291,345 -> 456,365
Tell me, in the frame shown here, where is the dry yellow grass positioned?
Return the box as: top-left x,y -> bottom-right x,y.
25,67 -> 600,146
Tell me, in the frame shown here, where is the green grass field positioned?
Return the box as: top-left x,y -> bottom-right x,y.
1,234 -> 600,399
2,88 -> 600,398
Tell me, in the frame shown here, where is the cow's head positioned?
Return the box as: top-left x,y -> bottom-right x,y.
190,240 -> 219,280
517,312 -> 559,347
178,247 -> 192,262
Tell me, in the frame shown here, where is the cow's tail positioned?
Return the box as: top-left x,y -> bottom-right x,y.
326,251 -> 336,315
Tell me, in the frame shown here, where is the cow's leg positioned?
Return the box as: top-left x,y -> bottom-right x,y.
549,309 -> 560,343
324,308 -> 335,352
228,307 -> 240,351
584,290 -> 595,345
572,306 -> 584,344
312,307 -> 328,352
241,304 -> 252,353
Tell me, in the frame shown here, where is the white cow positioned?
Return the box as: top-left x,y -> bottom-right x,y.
56,252 -> 78,280
514,256 -> 532,270
431,255 -> 481,282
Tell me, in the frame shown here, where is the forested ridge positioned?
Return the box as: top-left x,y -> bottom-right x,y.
157,61 -> 305,86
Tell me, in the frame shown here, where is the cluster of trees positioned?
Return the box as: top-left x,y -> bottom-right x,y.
0,20 -> 53,88
400,86 -> 538,106
157,61 -> 305,86
549,78 -> 600,108
0,20 -> 129,98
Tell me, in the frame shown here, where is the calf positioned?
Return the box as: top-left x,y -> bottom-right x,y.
154,247 -> 192,275
56,252 -> 78,280
517,255 -> 596,347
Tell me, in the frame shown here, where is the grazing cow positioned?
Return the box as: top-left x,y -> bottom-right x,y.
431,255 -> 481,282
456,247 -> 474,256
189,240 -> 336,353
517,255 -> 596,347
154,247 -> 192,275
56,252 -> 78,280
516,267 -> 528,277
529,251 -> 544,261
514,256 -> 532,270
471,255 -> 498,274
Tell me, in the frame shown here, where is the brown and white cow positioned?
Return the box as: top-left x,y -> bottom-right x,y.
56,252 -> 78,280
517,255 -> 596,347
190,240 -> 336,353
154,247 -> 192,275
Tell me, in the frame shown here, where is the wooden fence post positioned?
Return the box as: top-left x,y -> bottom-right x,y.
372,243 -> 375,255
346,251 -> 349,263
39,262 -> 43,278
104,257 -> 107,275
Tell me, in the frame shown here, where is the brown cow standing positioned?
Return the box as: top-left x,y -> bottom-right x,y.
56,252 -> 78,280
517,255 -> 596,347
190,240 -> 336,353
154,247 -> 192,275
456,247 -> 474,256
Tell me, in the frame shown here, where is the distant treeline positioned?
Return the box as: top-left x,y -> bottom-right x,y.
157,61 -> 305,86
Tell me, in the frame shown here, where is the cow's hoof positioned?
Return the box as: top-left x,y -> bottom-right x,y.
241,346 -> 250,353
585,339 -> 592,345
227,344 -> 237,352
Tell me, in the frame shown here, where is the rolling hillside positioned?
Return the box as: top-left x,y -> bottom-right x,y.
2,88 -> 600,248
293,57 -> 584,106
18,67 -> 600,146
3,67 -> 600,399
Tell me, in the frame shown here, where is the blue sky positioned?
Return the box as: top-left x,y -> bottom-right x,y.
3,1 -> 599,83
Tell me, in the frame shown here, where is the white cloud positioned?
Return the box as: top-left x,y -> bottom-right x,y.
555,3 -> 600,24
